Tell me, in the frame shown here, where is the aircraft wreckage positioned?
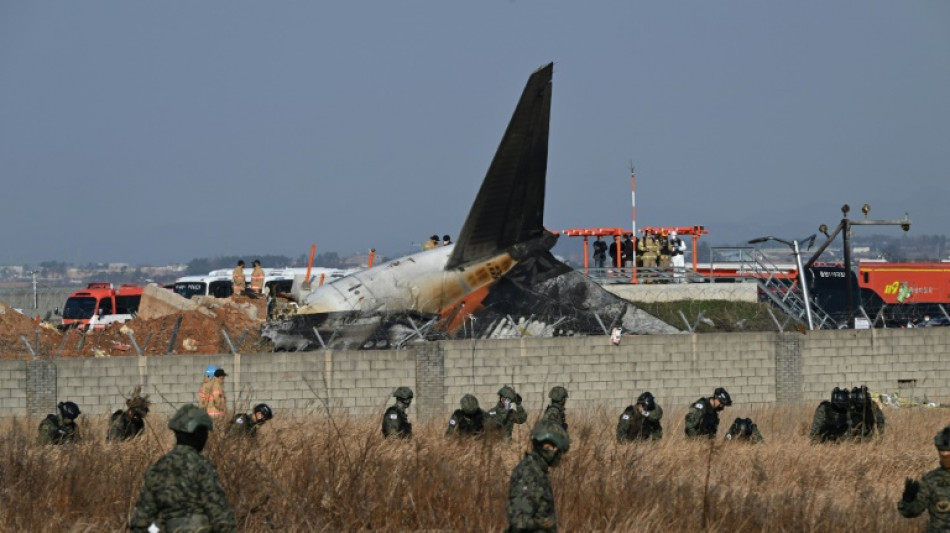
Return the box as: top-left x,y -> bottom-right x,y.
263,62 -> 677,351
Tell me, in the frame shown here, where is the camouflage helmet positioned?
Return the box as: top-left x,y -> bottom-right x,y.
530,420 -> 570,452
253,403 -> 273,421
935,426 -> 950,451
127,396 -> 150,416
713,387 -> 732,406
168,404 -> 214,433
549,386 -> 569,402
460,394 -> 480,415
58,401 -> 81,420
831,387 -> 850,408
498,385 -> 517,400
393,387 -> 414,401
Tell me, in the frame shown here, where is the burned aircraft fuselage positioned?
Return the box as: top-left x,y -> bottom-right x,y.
300,245 -> 514,316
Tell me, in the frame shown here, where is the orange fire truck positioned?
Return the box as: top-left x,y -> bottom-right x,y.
60,283 -> 145,330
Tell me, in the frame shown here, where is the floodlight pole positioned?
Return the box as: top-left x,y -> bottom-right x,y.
791,239 -> 814,331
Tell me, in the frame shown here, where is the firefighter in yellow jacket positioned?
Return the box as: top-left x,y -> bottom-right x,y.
249,259 -> 265,297
232,260 -> 246,297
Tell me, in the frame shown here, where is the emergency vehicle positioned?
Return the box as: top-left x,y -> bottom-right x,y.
60,283 -> 145,330
173,268 -> 355,300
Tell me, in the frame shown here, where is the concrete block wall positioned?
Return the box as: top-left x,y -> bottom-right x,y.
1,327 -> 948,421
439,333 -> 777,416
799,327 -> 950,402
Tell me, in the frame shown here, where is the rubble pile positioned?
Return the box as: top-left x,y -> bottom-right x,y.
0,287 -> 270,359
0,301 -> 62,357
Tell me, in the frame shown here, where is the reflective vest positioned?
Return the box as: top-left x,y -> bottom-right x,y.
250,267 -> 265,291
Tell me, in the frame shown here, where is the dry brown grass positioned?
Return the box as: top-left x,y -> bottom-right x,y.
1,405 -> 946,532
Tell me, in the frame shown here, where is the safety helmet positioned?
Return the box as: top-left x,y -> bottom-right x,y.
530,420 -> 570,452
713,387 -> 732,406
393,387 -> 414,401
498,385 -> 517,400
168,404 -> 214,433
549,386 -> 569,402
637,391 -> 656,411
460,394 -> 480,415
58,401 -> 81,420
204,365 -> 218,379
831,387 -> 850,408
935,427 -> 950,451
253,403 -> 273,421
734,417 -> 753,437
851,385 -> 869,405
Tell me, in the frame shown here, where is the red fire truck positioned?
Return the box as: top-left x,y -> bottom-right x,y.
60,283 -> 145,330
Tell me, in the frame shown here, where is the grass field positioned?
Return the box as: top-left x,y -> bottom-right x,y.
1,404 -> 946,532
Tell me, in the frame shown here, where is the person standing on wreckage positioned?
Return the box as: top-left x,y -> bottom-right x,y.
486,385 -> 528,440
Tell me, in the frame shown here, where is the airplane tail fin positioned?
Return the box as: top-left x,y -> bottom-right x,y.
446,62 -> 553,270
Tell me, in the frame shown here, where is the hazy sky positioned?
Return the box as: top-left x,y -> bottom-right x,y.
2,2 -> 948,266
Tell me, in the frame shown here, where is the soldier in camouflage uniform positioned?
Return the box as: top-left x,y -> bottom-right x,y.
506,421 -> 570,533
446,394 -> 486,437
107,389 -> 150,442
540,386 -> 568,431
849,385 -> 885,442
486,385 -> 528,440
723,417 -> 764,444
617,391 -> 663,442
898,426 -> 950,531
809,387 -> 852,443
37,401 -> 81,445
382,386 -> 413,439
684,387 -> 732,439
130,404 -> 236,533
227,403 -> 273,439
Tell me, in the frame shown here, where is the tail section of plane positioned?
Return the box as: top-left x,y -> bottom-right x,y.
446,62 -> 554,270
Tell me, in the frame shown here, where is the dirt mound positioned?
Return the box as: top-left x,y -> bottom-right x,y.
0,301 -> 62,357
0,293 -> 271,359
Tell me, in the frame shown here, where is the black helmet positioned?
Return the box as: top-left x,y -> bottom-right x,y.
460,394 -> 479,415
713,387 -> 732,406
636,391 -> 656,411
549,386 -> 569,402
58,401 -> 81,420
393,387 -> 414,401
831,387 -> 850,408
253,403 -> 273,421
851,385 -> 869,405
734,417 -> 753,437
935,426 -> 950,451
